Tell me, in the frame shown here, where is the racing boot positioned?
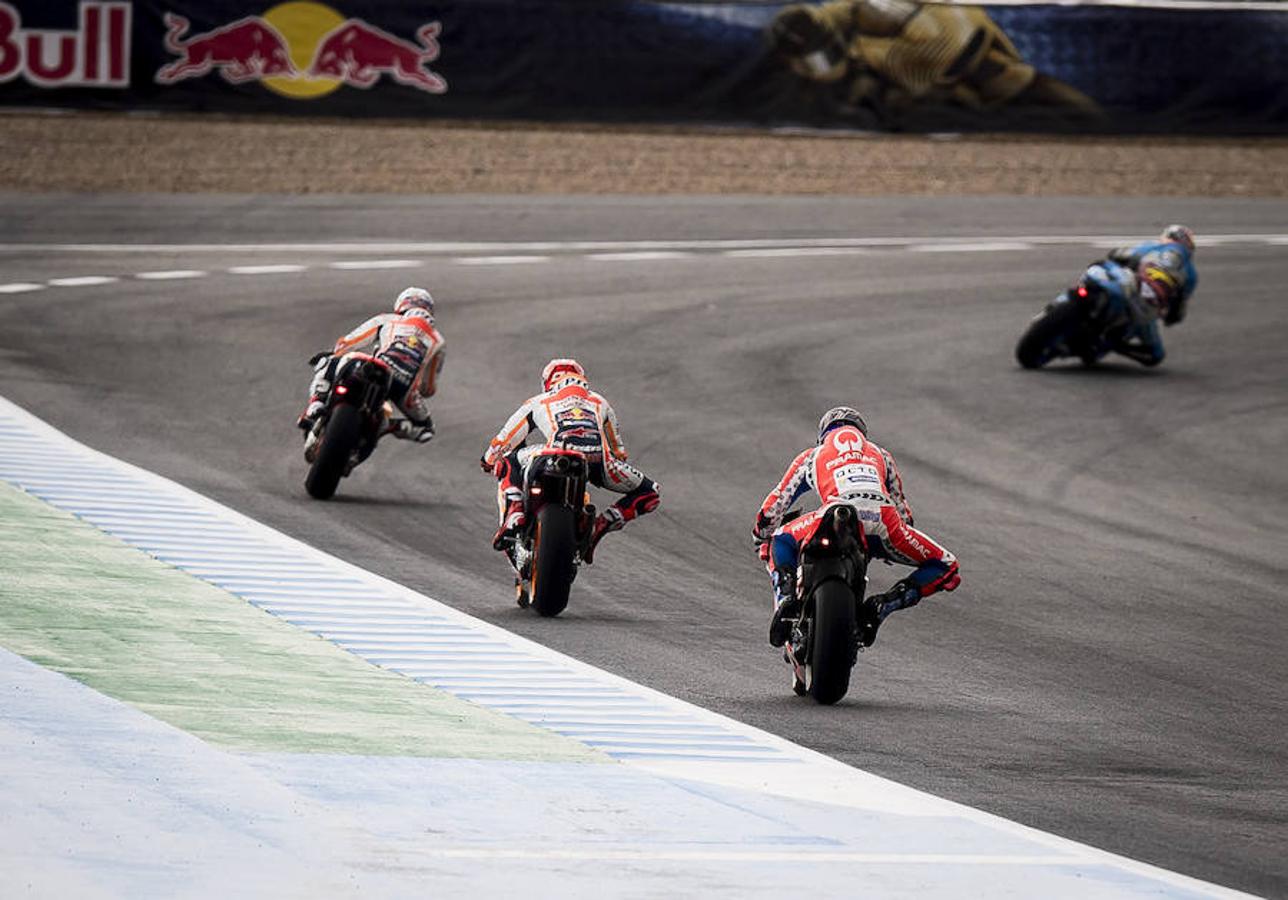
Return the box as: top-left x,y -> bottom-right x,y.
768,568 -> 800,648
870,578 -> 923,625
296,398 -> 325,432
392,416 -> 435,443
492,500 -> 526,551
583,507 -> 624,566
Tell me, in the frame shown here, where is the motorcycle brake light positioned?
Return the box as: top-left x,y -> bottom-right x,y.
1076,285 -> 1089,298
820,536 -> 831,547
531,485 -> 543,495
335,384 -> 349,395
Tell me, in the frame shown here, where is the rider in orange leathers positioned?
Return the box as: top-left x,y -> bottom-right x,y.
753,406 -> 960,647
298,287 -> 445,448
482,359 -> 660,566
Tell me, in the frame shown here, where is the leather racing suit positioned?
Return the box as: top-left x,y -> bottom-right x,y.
483,378 -> 660,552
776,0 -> 1099,122
1104,239 -> 1197,367
754,424 -> 960,625
309,311 -> 445,430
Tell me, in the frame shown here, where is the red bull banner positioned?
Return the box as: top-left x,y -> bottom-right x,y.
1,0 -> 1286,133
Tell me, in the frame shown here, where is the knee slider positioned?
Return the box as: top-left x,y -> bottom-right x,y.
925,560 -> 961,595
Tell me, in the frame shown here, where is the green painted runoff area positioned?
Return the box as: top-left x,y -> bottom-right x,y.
0,482 -> 602,761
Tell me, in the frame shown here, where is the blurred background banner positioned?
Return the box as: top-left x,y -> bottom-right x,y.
1,0 -> 1285,132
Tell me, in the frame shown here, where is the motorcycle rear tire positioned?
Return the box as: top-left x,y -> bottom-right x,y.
808,579 -> 857,705
1016,301 -> 1082,370
531,505 -> 576,618
305,404 -> 363,500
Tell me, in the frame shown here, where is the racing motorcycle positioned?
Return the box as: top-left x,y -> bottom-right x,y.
1015,259 -> 1138,369
509,448 -> 595,618
778,504 -> 875,705
303,352 -> 396,499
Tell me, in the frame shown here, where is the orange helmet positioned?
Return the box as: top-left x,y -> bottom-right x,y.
541,358 -> 586,391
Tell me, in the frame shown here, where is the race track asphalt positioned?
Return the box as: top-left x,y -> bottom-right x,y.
1,193 -> 1285,896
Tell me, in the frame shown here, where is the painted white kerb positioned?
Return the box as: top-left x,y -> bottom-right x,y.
0,397 -> 1253,899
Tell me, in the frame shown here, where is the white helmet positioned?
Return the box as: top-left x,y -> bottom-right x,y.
394,286 -> 434,317
542,358 -> 587,391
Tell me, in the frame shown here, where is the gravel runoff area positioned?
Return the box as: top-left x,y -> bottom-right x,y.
1,111 -> 1286,196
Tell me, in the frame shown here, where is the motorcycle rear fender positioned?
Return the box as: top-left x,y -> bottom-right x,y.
522,452 -> 589,533
332,353 -> 392,414
800,555 -> 866,603
799,505 -> 867,599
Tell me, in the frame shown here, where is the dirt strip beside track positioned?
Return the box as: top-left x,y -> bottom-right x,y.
2,112 -> 1286,196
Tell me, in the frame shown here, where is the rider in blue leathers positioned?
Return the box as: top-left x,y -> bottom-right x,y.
1101,224 -> 1198,367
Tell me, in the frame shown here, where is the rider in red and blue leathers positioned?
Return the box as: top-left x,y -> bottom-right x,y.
753,407 -> 960,648
1102,224 -> 1198,367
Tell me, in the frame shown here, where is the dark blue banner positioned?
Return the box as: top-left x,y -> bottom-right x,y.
0,1 -> 1284,132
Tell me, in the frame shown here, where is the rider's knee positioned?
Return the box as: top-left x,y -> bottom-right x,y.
912,559 -> 961,596
615,478 -> 660,521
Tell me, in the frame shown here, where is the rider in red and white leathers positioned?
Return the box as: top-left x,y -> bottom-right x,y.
481,359 -> 660,563
299,287 -> 445,444
753,406 -> 960,647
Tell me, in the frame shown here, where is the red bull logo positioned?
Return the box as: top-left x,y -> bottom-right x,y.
155,1 -> 446,99
0,2 -> 131,88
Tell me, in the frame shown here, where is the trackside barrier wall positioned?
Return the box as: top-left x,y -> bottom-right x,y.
0,1 -> 1285,133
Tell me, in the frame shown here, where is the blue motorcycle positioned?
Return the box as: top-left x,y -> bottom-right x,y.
1016,260 -> 1138,369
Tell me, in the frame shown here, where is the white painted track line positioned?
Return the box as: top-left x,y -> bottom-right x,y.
907,241 -> 1036,253
1,233 -> 1284,254
327,259 -> 422,270
2,234 -> 1275,295
725,247 -> 871,258
135,270 -> 207,280
47,275 -> 118,287
454,255 -> 551,265
586,251 -> 692,262
228,264 -> 307,275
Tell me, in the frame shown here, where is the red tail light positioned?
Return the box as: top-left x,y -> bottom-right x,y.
1076,285 -> 1089,298
820,536 -> 831,547
335,385 -> 349,395
530,485 -> 543,495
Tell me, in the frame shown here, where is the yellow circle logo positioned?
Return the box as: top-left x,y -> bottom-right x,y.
261,1 -> 344,99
